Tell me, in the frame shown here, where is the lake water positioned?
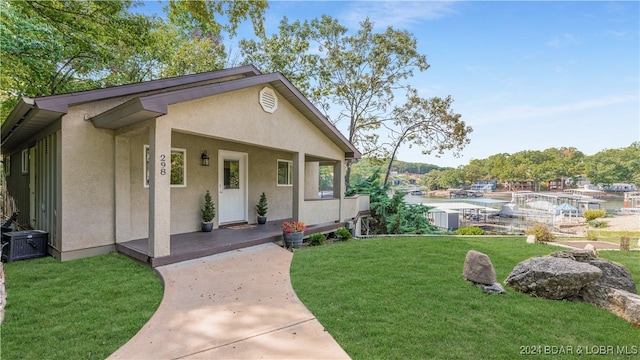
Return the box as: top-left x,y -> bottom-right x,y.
404,193 -> 625,211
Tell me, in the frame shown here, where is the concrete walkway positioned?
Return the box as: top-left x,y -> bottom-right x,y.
108,243 -> 350,359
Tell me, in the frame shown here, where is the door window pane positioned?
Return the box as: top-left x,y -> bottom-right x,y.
224,159 -> 240,189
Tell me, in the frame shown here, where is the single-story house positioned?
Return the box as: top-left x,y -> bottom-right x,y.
1,65 -> 369,262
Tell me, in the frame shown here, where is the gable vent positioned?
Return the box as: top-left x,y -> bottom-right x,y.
259,87 -> 278,114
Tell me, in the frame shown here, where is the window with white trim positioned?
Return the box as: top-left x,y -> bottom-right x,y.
21,149 -> 29,174
144,145 -> 187,187
277,160 -> 293,186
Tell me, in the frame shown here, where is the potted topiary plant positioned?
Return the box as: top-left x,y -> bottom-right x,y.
256,192 -> 268,224
201,190 -> 216,232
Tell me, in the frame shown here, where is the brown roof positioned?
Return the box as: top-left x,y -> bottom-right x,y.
2,65 -> 360,159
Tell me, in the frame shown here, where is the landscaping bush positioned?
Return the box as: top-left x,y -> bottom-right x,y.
308,233 -> 325,246
587,219 -> 608,228
335,227 -> 352,241
583,209 -> 605,221
455,226 -> 485,235
346,170 -> 435,234
525,222 -> 554,242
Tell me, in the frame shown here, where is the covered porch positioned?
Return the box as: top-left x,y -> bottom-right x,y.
116,219 -> 352,267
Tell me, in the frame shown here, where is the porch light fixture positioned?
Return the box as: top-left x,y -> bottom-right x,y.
201,150 -> 210,166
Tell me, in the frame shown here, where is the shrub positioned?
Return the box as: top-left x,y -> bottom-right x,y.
201,190 -> 216,222
588,220 -> 608,228
308,233 -> 325,246
335,227 -> 353,241
525,222 -> 554,242
583,209 -> 605,221
455,226 -> 485,235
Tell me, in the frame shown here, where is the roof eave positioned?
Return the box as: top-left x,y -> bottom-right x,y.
89,98 -> 166,130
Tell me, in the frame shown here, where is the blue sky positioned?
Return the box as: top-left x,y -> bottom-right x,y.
139,1 -> 639,168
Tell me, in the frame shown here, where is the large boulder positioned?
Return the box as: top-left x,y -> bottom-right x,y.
586,259 -> 637,294
579,285 -> 640,327
463,250 -> 496,285
507,250 -> 639,326
551,249 -> 637,294
550,249 -> 597,262
505,256 -> 602,300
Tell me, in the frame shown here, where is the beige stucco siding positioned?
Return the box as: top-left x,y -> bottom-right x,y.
166,85 -> 346,161
126,131 -> 297,240
59,104 -> 116,252
46,82 -> 350,252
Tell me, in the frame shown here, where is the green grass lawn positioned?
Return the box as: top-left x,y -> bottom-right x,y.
586,230 -> 640,244
291,237 -> 640,359
1,253 -> 163,359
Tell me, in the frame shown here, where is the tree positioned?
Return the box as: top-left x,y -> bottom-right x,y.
239,16 -> 329,103
1,0 -> 152,117
583,142 -> 640,186
422,169 -> 444,191
347,169 -> 435,235
439,168 -> 465,188
1,0 -> 267,121
381,91 -> 471,185
240,16 -> 431,187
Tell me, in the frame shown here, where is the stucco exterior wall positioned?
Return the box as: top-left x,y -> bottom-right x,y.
126,131 -> 298,240
59,103 -> 116,253
166,85 -> 346,161
303,199 -> 341,224
11,81 -> 354,258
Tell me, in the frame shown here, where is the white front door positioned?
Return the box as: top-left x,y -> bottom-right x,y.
218,150 -> 248,224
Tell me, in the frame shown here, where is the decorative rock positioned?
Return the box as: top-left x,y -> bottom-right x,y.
584,243 -> 597,255
508,250 -> 639,326
550,249 -> 597,262
477,282 -> 505,295
526,235 -> 536,244
463,250 -> 497,285
552,249 -> 636,294
586,259 -> 637,294
505,256 -> 602,300
579,285 -> 640,327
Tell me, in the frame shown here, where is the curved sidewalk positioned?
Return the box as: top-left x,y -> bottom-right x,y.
108,243 -> 350,359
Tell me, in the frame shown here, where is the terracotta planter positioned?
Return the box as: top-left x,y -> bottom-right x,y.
283,231 -> 304,248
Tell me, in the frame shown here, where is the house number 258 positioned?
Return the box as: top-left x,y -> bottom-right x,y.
160,154 -> 167,175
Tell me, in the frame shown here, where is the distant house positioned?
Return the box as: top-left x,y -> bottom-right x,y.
509,180 -> 537,192
471,180 -> 497,192
603,183 -> 638,192
1,65 -> 368,262
547,178 -> 565,191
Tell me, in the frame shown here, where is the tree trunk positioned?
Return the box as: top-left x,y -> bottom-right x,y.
345,161 -> 353,189
383,143 -> 402,186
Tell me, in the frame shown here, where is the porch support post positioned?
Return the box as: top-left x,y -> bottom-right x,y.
292,152 -> 305,221
148,118 -> 171,258
304,162 -> 319,199
334,160 -> 344,220
114,136 -> 131,243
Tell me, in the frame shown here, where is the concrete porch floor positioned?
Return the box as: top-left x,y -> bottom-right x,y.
116,220 -> 348,267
